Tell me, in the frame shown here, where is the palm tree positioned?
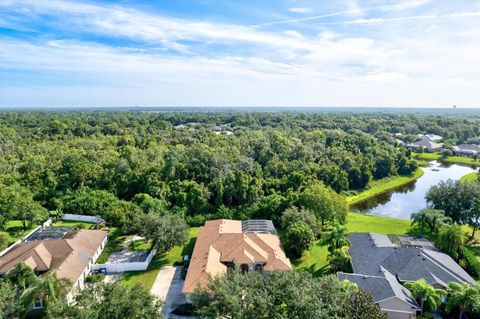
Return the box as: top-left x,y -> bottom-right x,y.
21,272 -> 71,314
446,282 -> 480,319
323,223 -> 350,253
411,210 -> 429,231
436,225 -> 465,259
404,279 -> 446,315
327,247 -> 351,273
6,262 -> 36,291
411,208 -> 451,234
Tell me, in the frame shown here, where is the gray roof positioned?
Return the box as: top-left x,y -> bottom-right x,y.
410,140 -> 443,149
349,233 -> 476,287
454,144 -> 480,152
338,270 -> 419,309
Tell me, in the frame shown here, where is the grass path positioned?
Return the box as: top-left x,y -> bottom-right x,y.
412,152 -> 480,166
346,169 -> 424,206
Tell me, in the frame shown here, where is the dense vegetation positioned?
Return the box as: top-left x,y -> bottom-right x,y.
2,111 -> 477,231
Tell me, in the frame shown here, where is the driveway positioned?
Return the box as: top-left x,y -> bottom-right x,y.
151,266 -> 186,318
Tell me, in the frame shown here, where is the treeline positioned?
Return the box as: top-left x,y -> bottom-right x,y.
0,112 -> 478,227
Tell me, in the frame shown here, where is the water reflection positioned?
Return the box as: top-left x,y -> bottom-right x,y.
350,161 -> 478,220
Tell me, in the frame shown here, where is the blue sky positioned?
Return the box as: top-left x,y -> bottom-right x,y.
0,0 -> 479,107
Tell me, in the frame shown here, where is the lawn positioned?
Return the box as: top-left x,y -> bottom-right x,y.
412,152 -> 480,166
346,168 -> 424,206
459,171 -> 479,183
293,213 -> 412,273
5,220 -> 38,244
52,220 -> 97,229
121,227 -> 199,290
129,239 -> 153,252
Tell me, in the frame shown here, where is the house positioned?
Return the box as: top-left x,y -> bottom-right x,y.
339,233 -> 476,319
453,144 -> 480,157
182,219 -> 292,295
417,134 -> 443,142
0,228 -> 108,305
406,140 -> 443,153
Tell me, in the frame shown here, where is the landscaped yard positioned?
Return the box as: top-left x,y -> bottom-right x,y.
346,169 -> 424,206
412,152 -> 480,166
5,220 -> 38,244
121,227 -> 199,290
292,212 -> 412,274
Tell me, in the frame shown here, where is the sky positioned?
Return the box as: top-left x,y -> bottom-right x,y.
0,0 -> 479,108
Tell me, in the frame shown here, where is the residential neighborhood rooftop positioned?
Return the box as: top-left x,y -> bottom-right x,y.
182,219 -> 292,294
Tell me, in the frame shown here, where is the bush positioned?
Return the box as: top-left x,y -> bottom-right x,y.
460,247 -> 480,277
85,273 -> 105,283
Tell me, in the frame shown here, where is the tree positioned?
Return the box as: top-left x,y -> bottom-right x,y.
410,208 -> 451,234
285,221 -> 315,257
298,183 -> 348,225
327,247 -> 351,273
21,272 -> 70,313
280,206 -> 319,237
344,291 -> 387,319
6,262 -> 36,292
0,280 -> 22,319
0,232 -> 10,251
323,223 -> 351,253
436,225 -> 465,260
445,282 -> 480,319
46,283 -> 163,319
404,279 -> 446,314
191,270 -> 354,319
139,214 -> 189,253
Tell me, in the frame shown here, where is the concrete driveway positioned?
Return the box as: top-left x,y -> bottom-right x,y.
151,266 -> 186,318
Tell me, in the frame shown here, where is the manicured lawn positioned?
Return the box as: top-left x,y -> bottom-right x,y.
293,213 -> 412,273
121,227 -> 199,290
5,220 -> 38,244
52,220 -> 97,229
460,171 -> 479,183
412,152 -> 480,166
129,239 -> 153,252
346,169 -> 424,206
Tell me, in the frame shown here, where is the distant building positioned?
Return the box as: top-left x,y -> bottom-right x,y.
453,144 -> 480,157
182,219 -> 292,295
406,140 -> 443,153
417,134 -> 443,142
0,229 -> 108,306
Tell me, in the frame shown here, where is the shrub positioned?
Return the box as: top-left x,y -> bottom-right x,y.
85,273 -> 105,283
172,303 -> 195,316
460,247 -> 480,277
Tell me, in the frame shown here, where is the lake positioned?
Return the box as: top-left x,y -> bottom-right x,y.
350,161 -> 478,220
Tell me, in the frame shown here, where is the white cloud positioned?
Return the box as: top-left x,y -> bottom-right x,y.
288,7 -> 313,14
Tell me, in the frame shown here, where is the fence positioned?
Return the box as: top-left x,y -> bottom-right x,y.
0,219 -> 52,258
92,245 -> 157,273
62,214 -> 104,224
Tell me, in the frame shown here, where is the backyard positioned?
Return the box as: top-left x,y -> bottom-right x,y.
4,220 -> 38,244
412,152 -> 480,166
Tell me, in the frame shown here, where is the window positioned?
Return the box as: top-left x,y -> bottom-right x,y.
240,264 -> 249,273
33,298 -> 43,309
254,264 -> 263,272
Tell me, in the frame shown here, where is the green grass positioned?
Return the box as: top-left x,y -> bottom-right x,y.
129,239 -> 153,252
346,168 -> 424,206
412,152 -> 480,166
293,213 -> 412,273
52,220 -> 96,229
121,227 -> 199,290
5,220 -> 38,243
460,171 -> 479,183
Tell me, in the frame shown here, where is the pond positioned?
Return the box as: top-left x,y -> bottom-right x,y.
350,161 -> 478,220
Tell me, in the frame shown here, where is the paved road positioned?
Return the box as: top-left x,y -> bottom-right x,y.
151,266 -> 186,318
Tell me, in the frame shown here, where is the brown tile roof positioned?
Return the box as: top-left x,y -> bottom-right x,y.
183,219 -> 292,294
0,230 -> 107,284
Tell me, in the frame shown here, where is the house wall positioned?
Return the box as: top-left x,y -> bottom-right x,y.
379,298 -> 417,319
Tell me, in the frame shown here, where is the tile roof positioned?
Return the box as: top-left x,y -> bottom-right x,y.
0,230 -> 107,284
182,219 -> 292,293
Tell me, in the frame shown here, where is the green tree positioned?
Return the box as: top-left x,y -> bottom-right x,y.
323,223 -> 351,254
139,214 -> 189,253
21,272 -> 70,314
445,282 -> 480,319
0,232 -> 10,251
436,225 -> 465,260
404,279 -> 446,314
410,208 -> 451,234
286,221 -> 315,257
0,280 -> 22,319
6,263 -> 36,292
298,183 -> 348,225
46,283 -> 163,319
327,247 -> 351,273
280,206 -> 319,237
344,291 -> 387,319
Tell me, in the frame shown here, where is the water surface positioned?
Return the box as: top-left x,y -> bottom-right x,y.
350,161 -> 477,219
